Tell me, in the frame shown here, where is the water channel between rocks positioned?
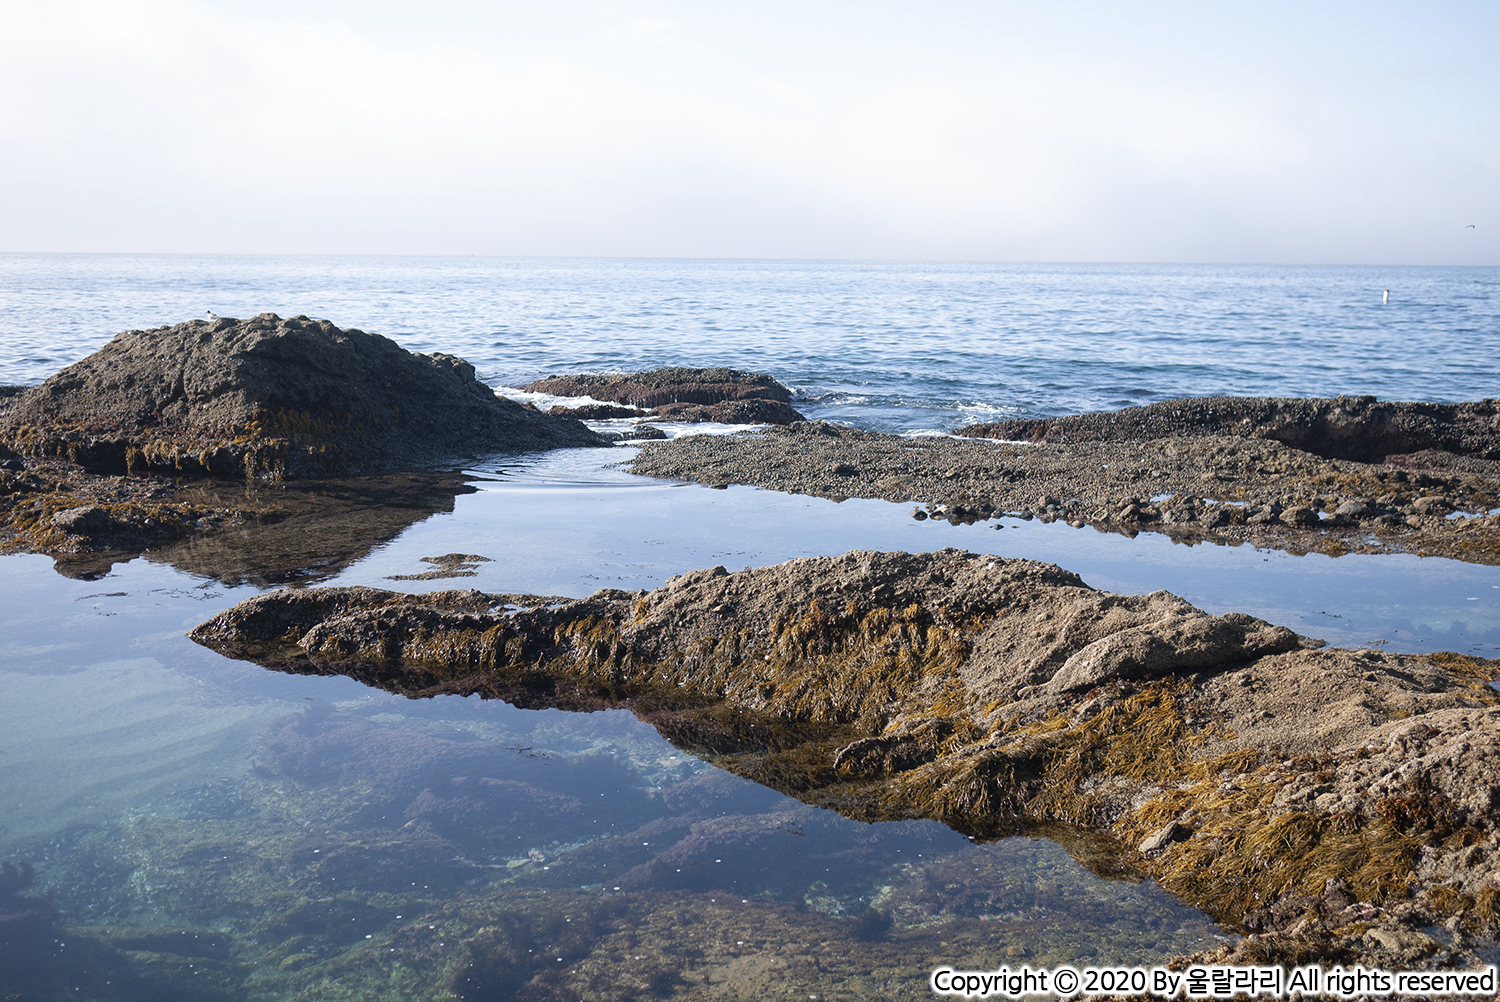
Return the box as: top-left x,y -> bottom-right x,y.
3,445 -> 1499,1001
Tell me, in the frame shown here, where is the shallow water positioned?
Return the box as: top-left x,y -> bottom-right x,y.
3,256 -> 1498,996
0,503 -> 1223,1001
4,450 -> 1499,999
331,448 -> 1500,657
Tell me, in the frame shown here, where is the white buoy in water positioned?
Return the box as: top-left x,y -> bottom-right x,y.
1382,289 -> 1389,305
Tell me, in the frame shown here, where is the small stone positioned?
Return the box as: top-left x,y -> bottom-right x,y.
1138,821 -> 1186,853
1364,928 -> 1436,953
51,505 -> 113,534
1278,506 -> 1318,526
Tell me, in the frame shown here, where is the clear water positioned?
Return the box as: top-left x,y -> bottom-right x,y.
2,257 -> 1499,998
1,255 -> 1497,433
2,464 -> 1242,1001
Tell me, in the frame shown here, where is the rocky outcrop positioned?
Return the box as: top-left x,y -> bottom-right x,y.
191,548 -> 1500,963
523,367 -> 805,425
958,395 -> 1500,464
629,421 -> 1500,564
0,313 -> 605,478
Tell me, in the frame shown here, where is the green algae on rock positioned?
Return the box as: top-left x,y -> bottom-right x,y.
189,548 -> 1500,967
1,313 -> 604,479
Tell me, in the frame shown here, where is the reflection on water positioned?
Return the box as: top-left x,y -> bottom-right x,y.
0,557 -> 1223,1001
331,448 -> 1500,657
46,470 -> 478,587
5,447 -> 1499,998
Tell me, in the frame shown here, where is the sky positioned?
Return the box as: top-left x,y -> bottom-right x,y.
0,0 -> 1496,264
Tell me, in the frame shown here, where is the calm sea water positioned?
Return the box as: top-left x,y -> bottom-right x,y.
2,256 -> 1498,999
1,254 -> 1497,432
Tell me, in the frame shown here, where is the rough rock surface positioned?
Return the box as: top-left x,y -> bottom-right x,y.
1,313 -> 604,478
959,394 -> 1500,464
628,421 -> 1500,564
523,367 -> 805,425
192,548 -> 1500,966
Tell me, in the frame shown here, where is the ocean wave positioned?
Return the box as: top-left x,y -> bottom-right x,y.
494,387 -> 647,413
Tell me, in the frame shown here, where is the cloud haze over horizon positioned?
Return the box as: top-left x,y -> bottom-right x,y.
0,0 -> 1495,264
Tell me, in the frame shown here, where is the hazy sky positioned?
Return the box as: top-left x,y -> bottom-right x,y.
1,0 -> 1495,263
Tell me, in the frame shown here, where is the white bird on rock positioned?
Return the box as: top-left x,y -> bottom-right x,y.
206,310 -> 220,320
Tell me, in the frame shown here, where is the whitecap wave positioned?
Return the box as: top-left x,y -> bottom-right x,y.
494,387 -> 647,413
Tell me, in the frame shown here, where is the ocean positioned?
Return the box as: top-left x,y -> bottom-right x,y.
2,255 -> 1498,431
1,255 -> 1498,1000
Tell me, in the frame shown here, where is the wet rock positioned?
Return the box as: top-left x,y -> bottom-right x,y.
524,367 -> 806,425
959,395 -> 1500,464
551,402 -> 644,420
1,313 -> 604,478
652,398 -> 804,425
629,422 -> 1500,565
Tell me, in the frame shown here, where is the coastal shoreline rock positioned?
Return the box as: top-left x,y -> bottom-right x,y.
1,313 -> 604,479
191,548 -> 1500,968
627,418 -> 1500,565
958,394 -> 1500,464
523,367 -> 806,426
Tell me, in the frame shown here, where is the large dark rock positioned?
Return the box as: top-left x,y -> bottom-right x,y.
524,367 -> 806,425
1,314 -> 605,477
958,395 -> 1500,464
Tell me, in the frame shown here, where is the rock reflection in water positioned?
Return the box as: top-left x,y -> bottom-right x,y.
21,703 -> 1223,1001
46,470 -> 478,585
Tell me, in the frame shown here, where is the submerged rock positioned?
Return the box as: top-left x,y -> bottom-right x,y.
1,313 -> 604,478
191,547 -> 1500,963
524,367 -> 806,425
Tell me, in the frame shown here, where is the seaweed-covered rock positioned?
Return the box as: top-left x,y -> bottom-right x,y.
524,367 -> 806,425
191,548 -> 1500,961
192,549 -> 1300,724
1,313 -> 605,478
958,395 -> 1500,464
